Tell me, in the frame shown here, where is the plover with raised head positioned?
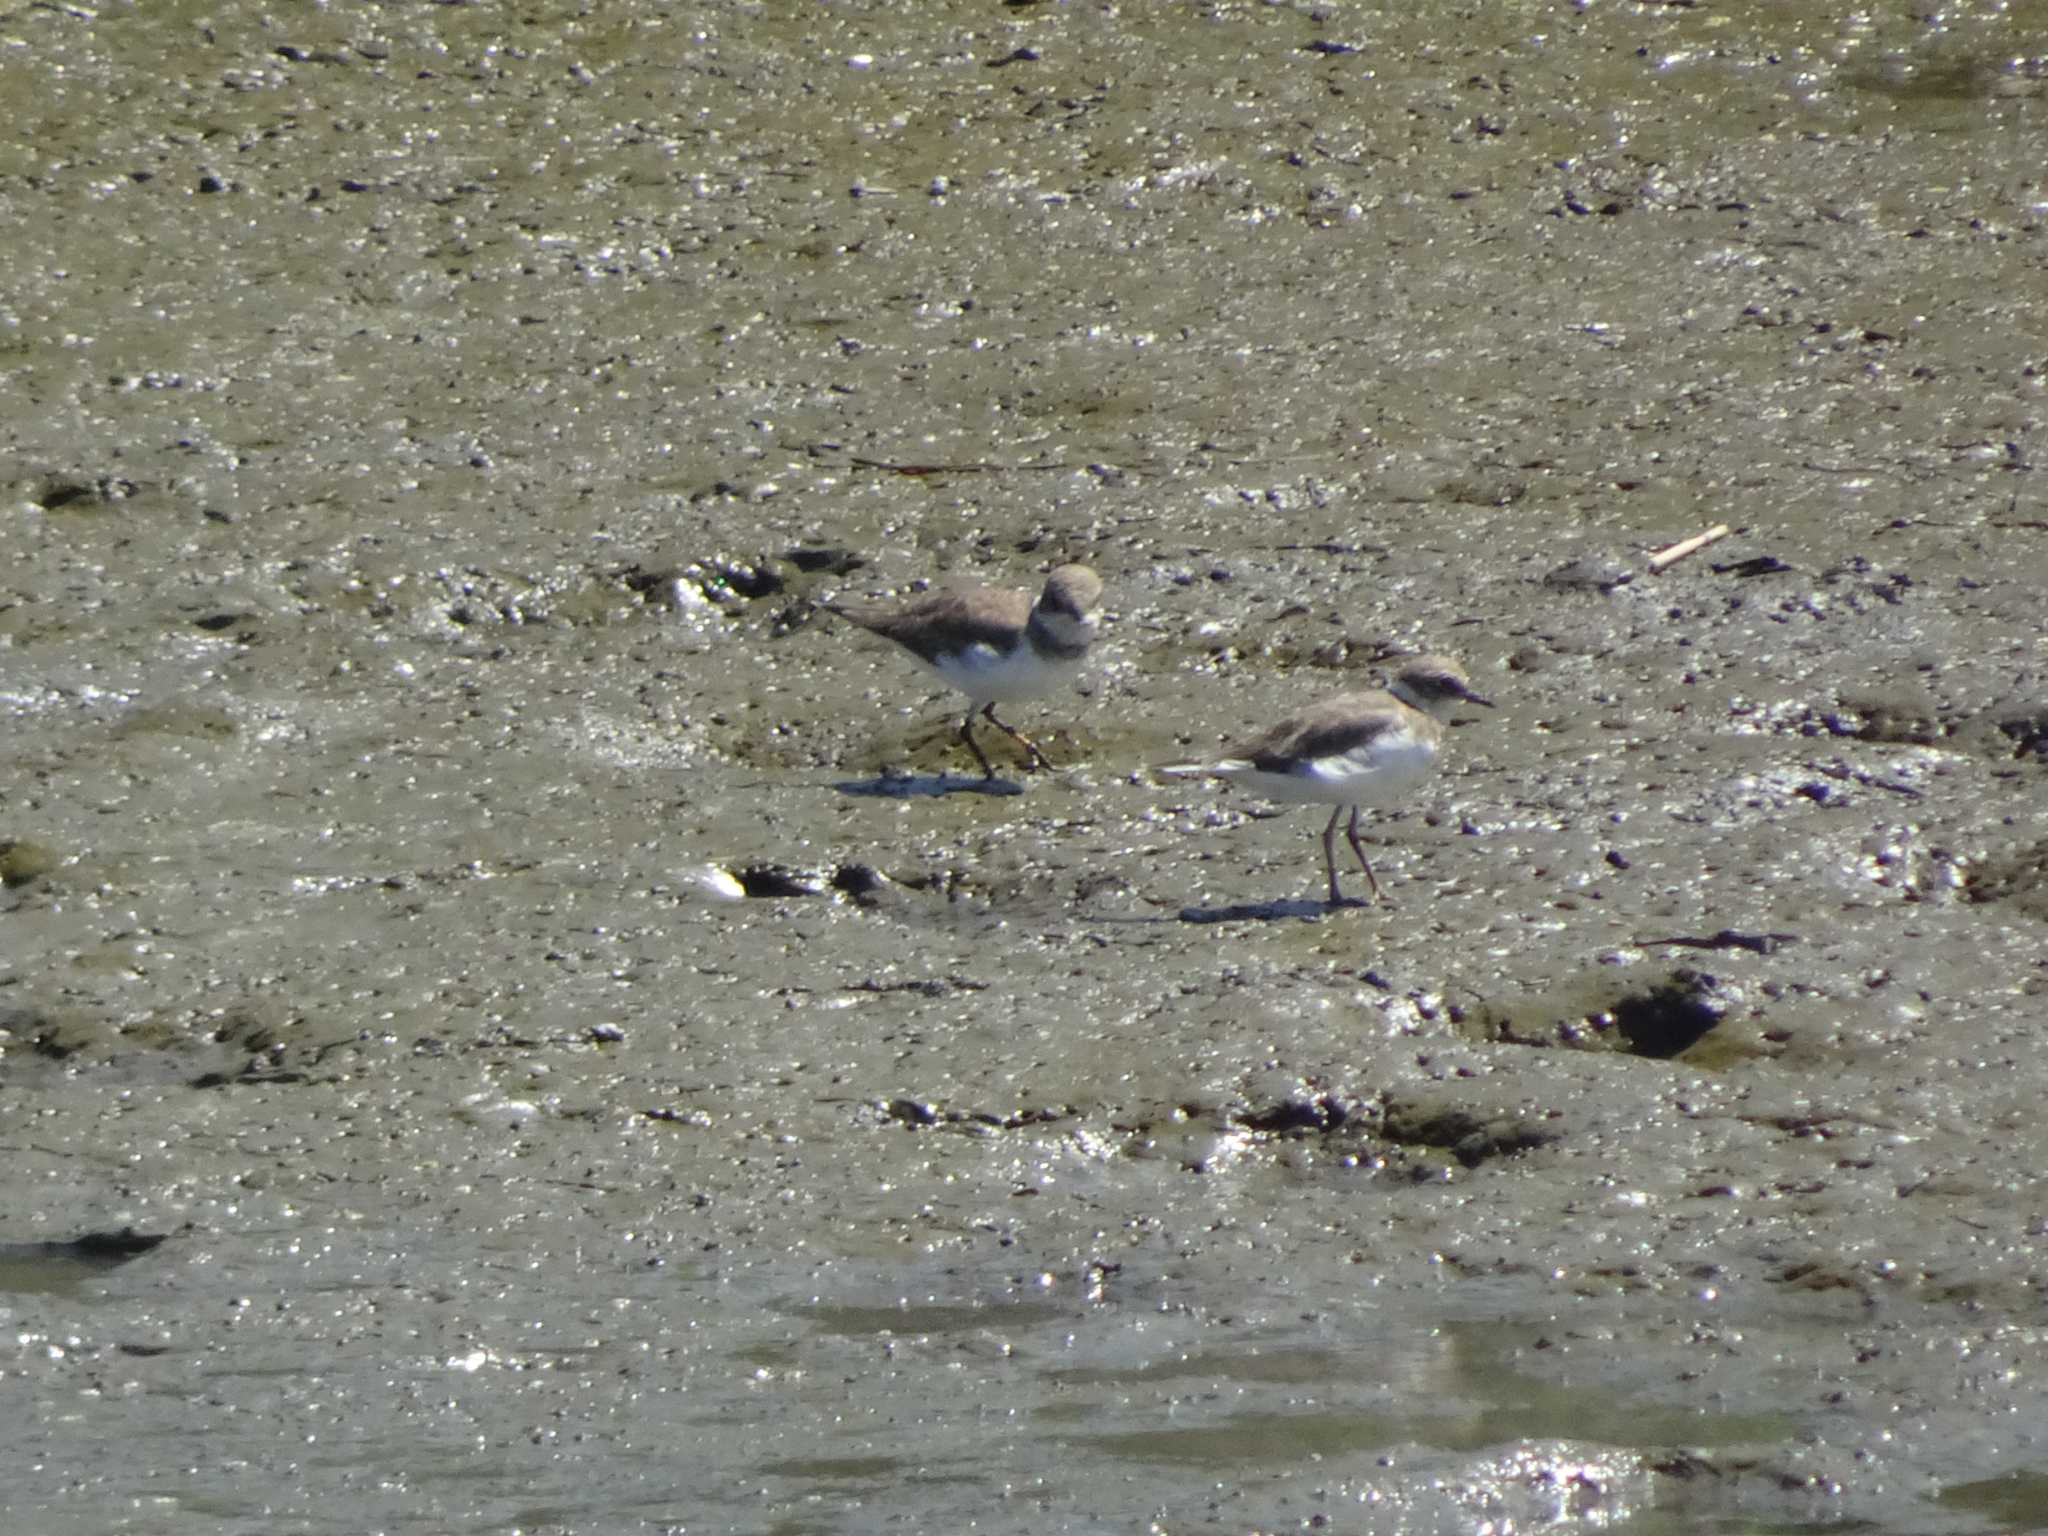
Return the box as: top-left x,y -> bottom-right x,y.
1164,654 -> 1493,905
821,564 -> 1103,778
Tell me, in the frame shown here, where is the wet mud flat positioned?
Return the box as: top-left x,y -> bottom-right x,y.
6,1 -> 2048,1532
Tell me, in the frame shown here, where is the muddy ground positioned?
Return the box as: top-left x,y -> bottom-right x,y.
5,2 -> 2048,1532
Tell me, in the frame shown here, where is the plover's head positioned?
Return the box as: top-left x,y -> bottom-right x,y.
1388,654 -> 1493,717
1033,564 -> 1104,640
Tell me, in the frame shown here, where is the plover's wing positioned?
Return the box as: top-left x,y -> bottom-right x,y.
1230,691 -> 1408,772
1157,692 -> 1398,779
823,586 -> 1032,664
1160,689 -> 1429,784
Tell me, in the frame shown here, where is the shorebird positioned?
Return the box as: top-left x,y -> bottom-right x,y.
1163,654 -> 1493,904
820,564 -> 1103,778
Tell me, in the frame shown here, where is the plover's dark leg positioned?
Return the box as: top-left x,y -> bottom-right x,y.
1320,806 -> 1346,905
1342,806 -> 1386,903
957,710 -> 999,778
980,703 -> 1056,772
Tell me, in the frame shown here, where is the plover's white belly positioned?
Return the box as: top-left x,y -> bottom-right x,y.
1227,732 -> 1439,807
929,643 -> 1079,704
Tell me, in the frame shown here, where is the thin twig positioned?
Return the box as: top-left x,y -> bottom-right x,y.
1646,523 -> 1732,572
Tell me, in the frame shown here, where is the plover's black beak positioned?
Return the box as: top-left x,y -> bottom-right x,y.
1460,686 -> 1496,709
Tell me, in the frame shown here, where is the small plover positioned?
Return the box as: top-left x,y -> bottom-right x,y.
821,564 -> 1103,778
1164,654 -> 1493,904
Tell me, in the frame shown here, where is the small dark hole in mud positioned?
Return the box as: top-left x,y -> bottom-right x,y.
1961,842 -> 2048,920
36,476 -> 139,510
736,865 -> 821,898
1238,1096 -> 1351,1134
885,1097 -> 940,1126
1379,1100 -> 1560,1167
786,546 -> 865,575
717,562 -> 784,600
829,863 -> 889,903
0,841 -> 62,888
1612,971 -> 1724,1058
1829,690 -> 1941,745
30,1027 -> 86,1061
617,566 -> 676,601
1996,711 -> 2048,760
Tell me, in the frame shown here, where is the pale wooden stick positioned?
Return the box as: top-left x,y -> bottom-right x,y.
1646,523 -> 1731,573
